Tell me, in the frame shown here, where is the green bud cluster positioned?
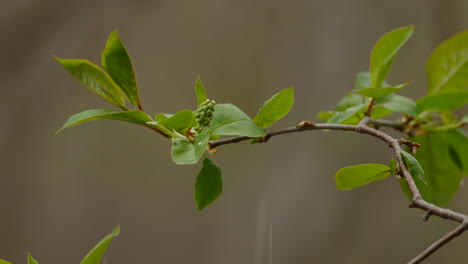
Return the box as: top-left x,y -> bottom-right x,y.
194,99 -> 216,133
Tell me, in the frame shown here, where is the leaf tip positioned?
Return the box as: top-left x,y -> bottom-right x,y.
111,225 -> 121,236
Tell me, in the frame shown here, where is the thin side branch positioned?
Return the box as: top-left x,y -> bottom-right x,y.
208,120 -> 468,263
408,222 -> 468,264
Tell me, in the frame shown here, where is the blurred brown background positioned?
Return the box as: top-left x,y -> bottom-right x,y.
1,0 -> 468,263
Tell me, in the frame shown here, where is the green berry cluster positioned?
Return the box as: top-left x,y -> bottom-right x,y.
194,99 -> 216,133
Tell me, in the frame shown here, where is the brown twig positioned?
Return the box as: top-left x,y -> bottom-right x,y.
208,120 -> 468,263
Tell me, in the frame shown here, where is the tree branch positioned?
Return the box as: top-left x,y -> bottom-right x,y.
407,222 -> 468,264
208,120 -> 468,263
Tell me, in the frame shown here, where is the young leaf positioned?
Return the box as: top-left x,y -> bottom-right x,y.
210,104 -> 266,137
0,260 -> 13,264
356,82 -> 409,99
335,93 -> 362,111
335,164 -> 391,190
426,31 -> 468,94
417,91 -> 468,111
253,87 -> 294,128
57,109 -> 152,133
55,58 -> 125,108
401,150 -> 427,185
378,94 -> 418,116
195,77 -> 208,106
171,138 -> 197,165
389,159 -> 397,175
80,226 -> 120,264
194,129 -> 211,160
327,104 -> 366,124
147,110 -> 194,131
356,87 -> 401,98
370,105 -> 393,119
27,253 -> 38,264
370,26 -> 414,88
194,158 -> 222,210
101,30 -> 140,106
317,111 -> 336,122
355,72 -> 372,90
408,132 -> 464,207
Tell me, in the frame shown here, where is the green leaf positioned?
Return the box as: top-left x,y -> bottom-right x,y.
327,104 -> 366,124
417,91 -> 468,111
27,253 -> 38,264
55,57 -> 125,108
101,30 -> 140,106
406,132 -> 464,207
426,31 -> 468,94
210,104 -> 266,137
370,105 -> 393,119
401,150 -> 427,185
370,26 -> 414,88
57,109 -> 152,133
356,87 -> 401,98
355,72 -> 372,90
379,94 -> 418,116
195,77 -> 208,106
148,110 -> 194,131
317,111 -> 336,122
80,226 -> 120,264
154,113 -> 170,122
356,82 -> 410,99
446,129 -> 468,175
335,93 -> 362,111
335,163 -> 391,190
171,138 -> 197,165
0,260 -> 13,264
194,158 -> 223,210
390,159 -> 397,175
254,87 -> 294,128
194,129 -> 211,160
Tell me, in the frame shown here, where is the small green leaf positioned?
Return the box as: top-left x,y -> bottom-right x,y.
194,129 -> 211,160
154,113 -> 170,122
356,82 -> 410,99
210,104 -> 266,137
101,30 -> 140,106
355,72 -> 372,90
55,57 -> 125,108
417,91 -> 468,111
148,110 -> 194,131
0,260 -> 13,264
335,93 -> 362,111
370,26 -> 414,89
379,94 -> 418,116
171,138 -> 197,165
327,104 -> 366,124
57,109 -> 152,133
390,159 -> 397,175
426,31 -> 468,94
370,105 -> 393,119
195,77 -> 208,106
317,111 -> 336,122
27,253 -> 38,264
401,150 -> 427,185
254,87 -> 294,128
194,158 -> 223,210
356,87 -> 401,98
335,163 -> 391,190
80,226 -> 120,264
